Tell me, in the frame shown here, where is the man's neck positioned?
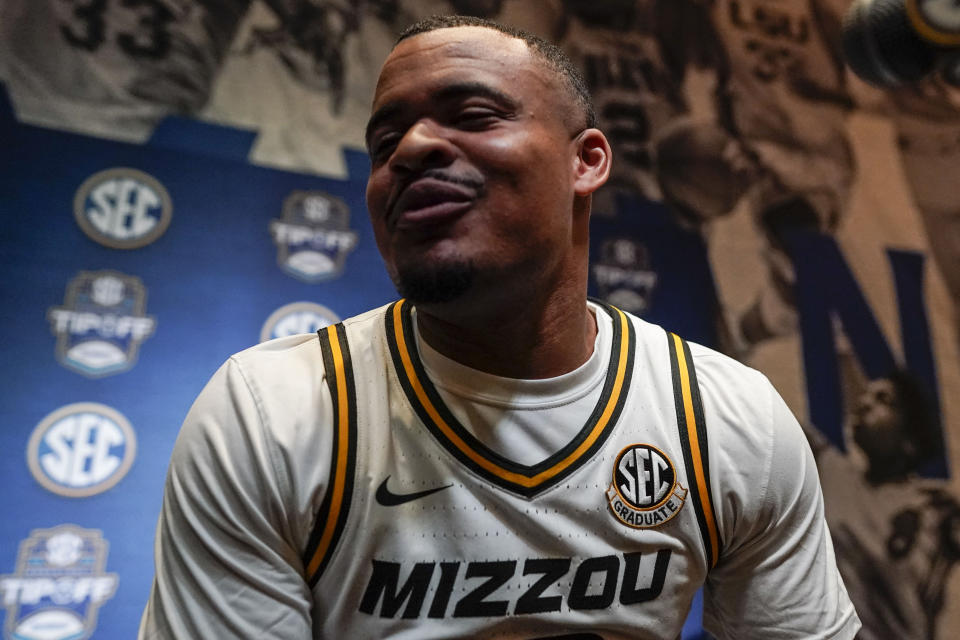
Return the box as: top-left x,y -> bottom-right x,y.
414,291 -> 597,380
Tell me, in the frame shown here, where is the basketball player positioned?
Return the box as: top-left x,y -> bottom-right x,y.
139,15 -> 859,639
805,367 -> 959,640
0,0 -> 251,140
556,0 -> 693,209
670,0 -> 858,353
887,78 -> 960,345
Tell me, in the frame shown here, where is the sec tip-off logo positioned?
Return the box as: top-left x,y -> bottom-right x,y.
606,443 -> 687,529
270,190 -> 358,283
27,403 -> 137,498
0,525 -> 118,640
74,167 -> 172,249
47,270 -> 156,377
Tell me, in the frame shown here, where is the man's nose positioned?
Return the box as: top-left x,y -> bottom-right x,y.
389,120 -> 456,174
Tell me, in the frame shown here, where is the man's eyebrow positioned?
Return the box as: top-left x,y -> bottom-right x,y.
432,82 -> 520,110
365,82 -> 520,148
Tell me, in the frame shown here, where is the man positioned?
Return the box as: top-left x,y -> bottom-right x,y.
557,0 -> 694,208
0,0 -> 251,140
888,78 -> 960,346
140,15 -> 859,639
805,367 -> 959,640
664,0 -> 858,355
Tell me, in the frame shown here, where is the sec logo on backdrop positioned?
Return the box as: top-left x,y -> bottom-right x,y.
260,302 -> 340,342
27,403 -> 137,498
73,167 -> 173,249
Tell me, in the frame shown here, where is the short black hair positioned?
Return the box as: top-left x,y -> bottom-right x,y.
396,14 -> 597,130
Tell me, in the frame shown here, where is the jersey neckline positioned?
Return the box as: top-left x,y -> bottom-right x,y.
413,302 -> 611,410
383,299 -> 636,498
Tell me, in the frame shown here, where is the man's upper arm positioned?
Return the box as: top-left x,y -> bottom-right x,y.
139,355 -> 319,639
702,374 -> 860,639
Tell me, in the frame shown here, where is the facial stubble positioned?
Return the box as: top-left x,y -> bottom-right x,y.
390,258 -> 478,305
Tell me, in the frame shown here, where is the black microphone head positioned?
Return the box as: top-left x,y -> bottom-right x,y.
842,0 -> 937,86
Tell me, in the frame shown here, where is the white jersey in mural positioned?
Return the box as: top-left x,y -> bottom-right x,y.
0,0 -> 250,139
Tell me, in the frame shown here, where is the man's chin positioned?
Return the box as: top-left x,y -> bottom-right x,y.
392,261 -> 476,305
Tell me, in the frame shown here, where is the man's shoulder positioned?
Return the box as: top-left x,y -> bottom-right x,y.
619,308 -> 779,433
228,332 -> 322,380
684,338 -> 766,386
682,337 -> 778,423
340,302 -> 393,333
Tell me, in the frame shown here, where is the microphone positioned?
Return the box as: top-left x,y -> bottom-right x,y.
842,0 -> 960,86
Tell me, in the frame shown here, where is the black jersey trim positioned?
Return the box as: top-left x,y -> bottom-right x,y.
667,332 -> 721,569
384,299 -> 634,498
304,323 -> 357,587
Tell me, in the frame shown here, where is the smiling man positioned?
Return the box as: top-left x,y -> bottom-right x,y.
140,15 -> 859,640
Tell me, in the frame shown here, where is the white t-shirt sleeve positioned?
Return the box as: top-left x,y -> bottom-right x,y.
702,370 -> 861,639
138,355 -> 316,639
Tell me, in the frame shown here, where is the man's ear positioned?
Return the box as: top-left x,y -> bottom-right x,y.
572,128 -> 612,197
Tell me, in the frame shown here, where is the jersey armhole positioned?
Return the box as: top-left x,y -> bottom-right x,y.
667,332 -> 723,570
302,323 -> 358,587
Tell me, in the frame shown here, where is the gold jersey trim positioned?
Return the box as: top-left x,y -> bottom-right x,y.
304,323 -> 357,586
668,332 -> 721,569
385,299 -> 635,498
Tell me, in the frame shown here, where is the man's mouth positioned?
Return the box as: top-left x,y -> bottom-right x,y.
389,176 -> 481,231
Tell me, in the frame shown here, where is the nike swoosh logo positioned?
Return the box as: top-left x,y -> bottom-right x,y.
375,476 -> 452,506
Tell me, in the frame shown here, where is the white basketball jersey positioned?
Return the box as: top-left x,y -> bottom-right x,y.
300,300 -> 848,638
140,300 -> 858,639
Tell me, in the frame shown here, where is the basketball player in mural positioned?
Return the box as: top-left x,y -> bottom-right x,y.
556,0 -> 767,222
555,0 -> 698,211
0,0 -> 249,138
651,0 -> 858,356
0,1 -> 371,137
887,78 -> 960,345
545,0 -> 855,358
803,347 -> 960,640
0,0 -> 561,163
